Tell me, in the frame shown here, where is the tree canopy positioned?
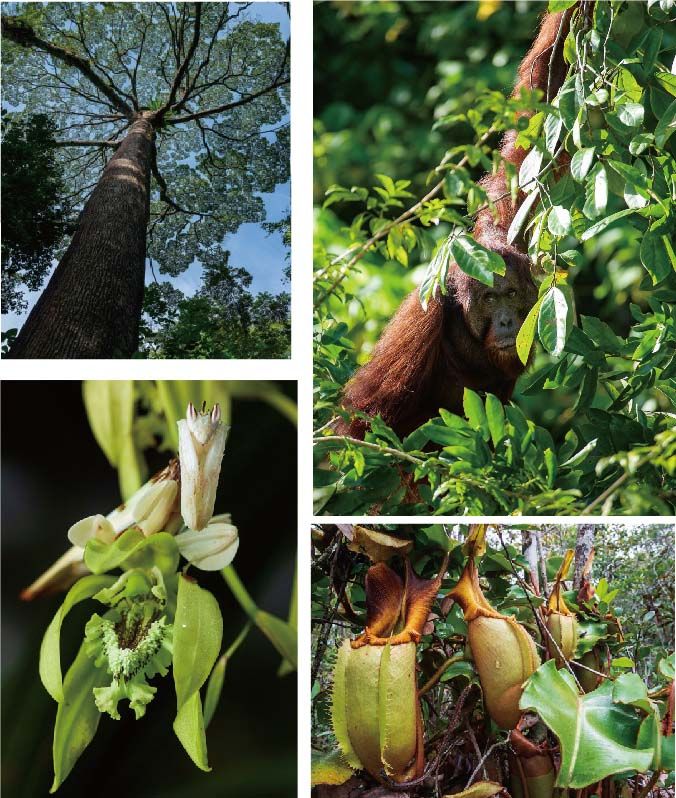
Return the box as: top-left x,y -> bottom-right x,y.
1,111 -> 64,316
1,2 -> 290,358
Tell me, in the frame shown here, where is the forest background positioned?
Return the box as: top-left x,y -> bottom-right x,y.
313,0 -> 676,515
1,2 -> 290,358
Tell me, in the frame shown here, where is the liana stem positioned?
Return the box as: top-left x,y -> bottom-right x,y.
418,653 -> 467,696
221,565 -> 258,619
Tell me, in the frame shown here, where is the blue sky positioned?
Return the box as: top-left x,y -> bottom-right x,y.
3,2 -> 290,333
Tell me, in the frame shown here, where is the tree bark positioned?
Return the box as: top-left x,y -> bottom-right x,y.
8,114 -> 154,359
573,524 -> 596,589
521,530 -> 540,594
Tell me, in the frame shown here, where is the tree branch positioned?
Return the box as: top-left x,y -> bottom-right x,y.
53,139 -> 120,148
1,15 -> 134,118
159,2 -> 202,116
166,76 -> 289,125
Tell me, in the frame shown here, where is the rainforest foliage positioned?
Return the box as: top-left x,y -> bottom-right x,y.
313,0 -> 676,515
311,524 -> 675,796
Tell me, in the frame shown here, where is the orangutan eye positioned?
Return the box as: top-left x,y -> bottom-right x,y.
484,293 -> 496,304
507,289 -> 517,298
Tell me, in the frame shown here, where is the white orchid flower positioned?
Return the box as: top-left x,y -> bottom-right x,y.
22,461 -> 181,601
175,513 -> 239,571
177,402 -> 228,532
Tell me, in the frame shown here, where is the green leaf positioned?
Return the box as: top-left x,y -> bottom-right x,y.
658,654 -> 675,680
570,148 -> 595,182
203,622 -> 252,727
485,394 -> 505,446
439,660 -> 476,682
538,287 -> 570,356
520,661 -> 654,788
279,564 -> 297,676
629,133 -> 653,155
516,296 -> 543,365
507,187 -> 540,245
574,620 -> 610,655
173,691 -> 210,771
518,145 -> 544,191
254,610 -> 297,668
613,672 -> 654,714
40,575 -> 115,703
173,574 -> 223,711
640,224 -> 676,284
82,380 -> 145,500
51,638 -> 109,792
617,102 -> 645,128
638,714 -> 675,772
463,388 -> 488,435
450,235 -> 506,287
589,164 -> 608,218
203,655 -> 226,729
581,208 -> 637,240
548,0 -> 576,9
548,206 -> 572,237
655,98 -> 676,148
544,114 -> 563,155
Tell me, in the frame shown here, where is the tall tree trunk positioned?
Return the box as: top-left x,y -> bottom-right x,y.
8,114 -> 154,359
573,524 -> 596,589
521,530 -> 540,594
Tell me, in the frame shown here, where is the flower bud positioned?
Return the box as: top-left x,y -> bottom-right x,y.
177,403 -> 228,531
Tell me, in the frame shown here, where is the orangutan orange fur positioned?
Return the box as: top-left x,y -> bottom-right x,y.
341,7 -> 580,438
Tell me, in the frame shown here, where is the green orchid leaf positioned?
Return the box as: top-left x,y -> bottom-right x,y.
82,380 -> 145,500
254,610 -> 297,669
520,660 -> 654,787
173,690 -> 210,772
51,637 -> 108,792
203,622 -> 252,728
203,654 -> 227,729
278,563 -> 298,676
173,575 -> 223,711
84,529 -> 179,577
40,574 -> 116,703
